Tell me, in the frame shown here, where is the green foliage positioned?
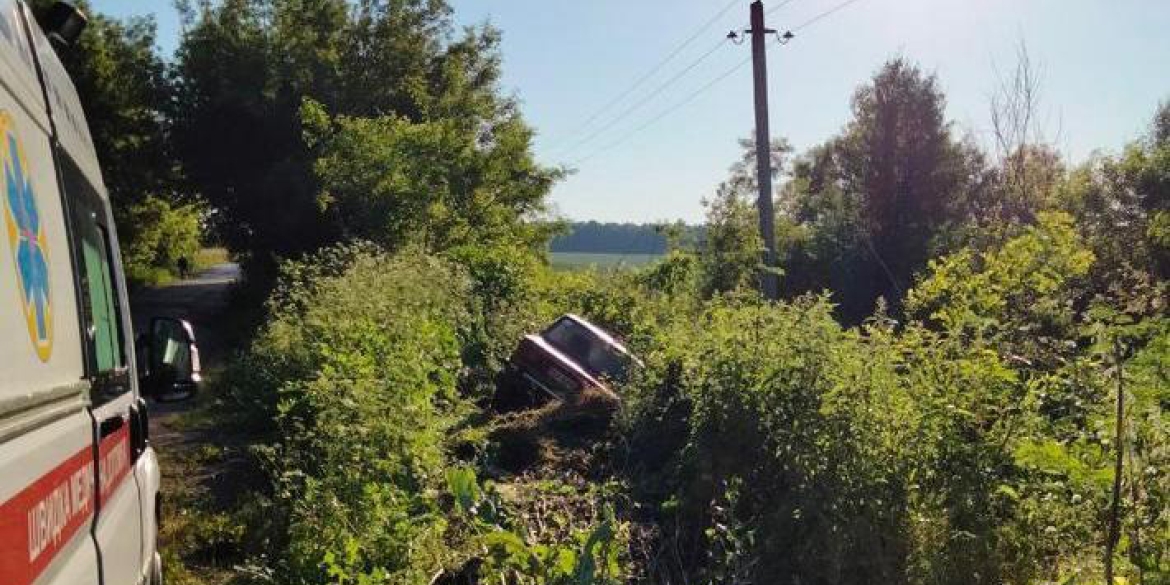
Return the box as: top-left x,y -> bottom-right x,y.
619,296 -> 927,582
1055,133 -> 1170,284
1153,100 -> 1170,148
602,211 -> 1166,584
455,474 -> 628,585
637,250 -> 701,298
172,0 -> 560,283
304,98 -> 560,254
228,246 -> 470,582
32,1 -> 196,282
221,244 -> 634,584
907,211 -> 1094,342
155,41 -> 1169,585
700,184 -> 762,296
212,228 -> 1163,584
774,59 -> 984,321
480,518 -> 624,585
119,196 -> 204,284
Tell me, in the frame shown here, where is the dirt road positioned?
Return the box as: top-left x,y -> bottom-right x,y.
131,262 -> 240,368
130,263 -> 246,584
130,262 -> 240,472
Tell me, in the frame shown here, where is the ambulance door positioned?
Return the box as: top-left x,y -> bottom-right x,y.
64,155 -> 146,585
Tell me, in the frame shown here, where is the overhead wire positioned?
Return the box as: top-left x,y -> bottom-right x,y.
787,0 -> 865,32
545,0 -> 741,151
575,56 -> 753,165
557,0 -> 806,159
572,0 -> 867,165
557,38 -> 731,157
765,0 -> 799,16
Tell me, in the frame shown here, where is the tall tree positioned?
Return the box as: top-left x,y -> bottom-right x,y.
171,0 -> 324,276
171,0 -> 557,282
777,144 -> 869,314
1153,100 -> 1170,147
31,1 -> 199,282
701,182 -> 760,296
837,58 -> 976,310
301,97 -> 560,254
781,58 -> 981,322
1055,101 -> 1170,284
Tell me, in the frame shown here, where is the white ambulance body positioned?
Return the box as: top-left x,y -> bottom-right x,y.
0,2 -> 168,584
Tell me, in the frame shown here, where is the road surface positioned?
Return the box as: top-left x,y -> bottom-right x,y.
130,262 -> 240,426
130,263 -> 247,582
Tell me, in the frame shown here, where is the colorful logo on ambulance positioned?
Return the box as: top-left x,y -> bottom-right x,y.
1,112 -> 52,362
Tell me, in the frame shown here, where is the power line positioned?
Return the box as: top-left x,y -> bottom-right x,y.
765,0 -> 799,17
558,38 -> 730,157
788,0 -> 865,32
570,0 -> 866,166
547,0 -> 740,150
575,56 -> 752,165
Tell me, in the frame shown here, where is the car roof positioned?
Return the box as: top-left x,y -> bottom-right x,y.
558,314 -> 634,357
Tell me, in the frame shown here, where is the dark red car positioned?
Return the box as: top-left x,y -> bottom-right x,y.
503,314 -> 639,406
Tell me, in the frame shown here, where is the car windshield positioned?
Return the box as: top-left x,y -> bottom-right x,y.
542,318 -> 629,381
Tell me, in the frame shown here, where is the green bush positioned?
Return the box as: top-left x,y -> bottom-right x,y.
118,195 -> 203,285
615,296 -> 923,582
604,234 -> 1166,584
229,247 -> 471,582
224,244 -> 634,584
207,231 -> 1166,585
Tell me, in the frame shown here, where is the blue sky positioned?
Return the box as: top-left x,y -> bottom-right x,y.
92,0 -> 1170,223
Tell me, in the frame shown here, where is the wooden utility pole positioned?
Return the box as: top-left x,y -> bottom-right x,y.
749,0 -> 779,300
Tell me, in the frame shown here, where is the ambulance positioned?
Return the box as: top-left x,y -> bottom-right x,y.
1,2 -> 199,584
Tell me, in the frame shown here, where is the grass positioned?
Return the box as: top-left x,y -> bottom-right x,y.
129,266 -> 178,288
155,390 -> 247,585
127,248 -> 233,290
550,252 -> 662,271
195,247 -> 232,271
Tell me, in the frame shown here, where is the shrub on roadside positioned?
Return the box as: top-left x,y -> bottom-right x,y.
604,224 -> 1166,584
228,247 -> 472,582
224,244 -> 634,584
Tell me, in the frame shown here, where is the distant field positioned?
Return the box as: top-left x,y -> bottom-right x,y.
550,252 -> 662,270
195,247 -> 231,270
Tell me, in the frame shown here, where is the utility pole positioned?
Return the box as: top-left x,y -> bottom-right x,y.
749,0 -> 779,300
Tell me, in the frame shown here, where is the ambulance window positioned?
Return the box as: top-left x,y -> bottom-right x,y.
79,220 -> 124,373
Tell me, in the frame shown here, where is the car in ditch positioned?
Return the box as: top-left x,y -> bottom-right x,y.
501,314 -> 639,407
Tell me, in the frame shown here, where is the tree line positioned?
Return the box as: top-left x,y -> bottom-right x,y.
549,222 -> 703,255
704,55 -> 1167,325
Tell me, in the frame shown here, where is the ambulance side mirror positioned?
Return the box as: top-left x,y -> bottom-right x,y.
139,317 -> 201,402
44,2 -> 88,47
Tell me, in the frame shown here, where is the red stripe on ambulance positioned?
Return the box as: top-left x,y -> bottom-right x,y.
0,423 -> 132,585
0,447 -> 94,585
